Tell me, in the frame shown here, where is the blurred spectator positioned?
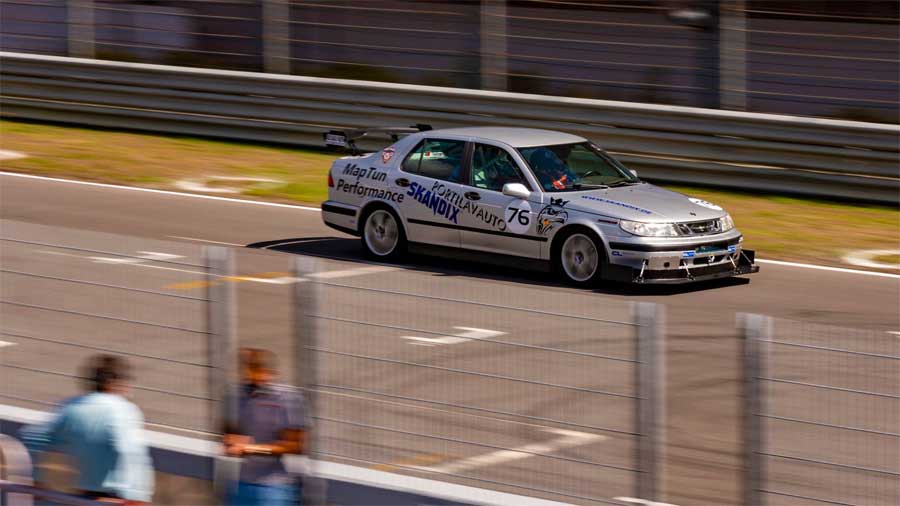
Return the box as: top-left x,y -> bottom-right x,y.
224,348 -> 310,506
19,355 -> 154,504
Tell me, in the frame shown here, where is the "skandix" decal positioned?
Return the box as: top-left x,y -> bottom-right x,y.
406,182 -> 460,224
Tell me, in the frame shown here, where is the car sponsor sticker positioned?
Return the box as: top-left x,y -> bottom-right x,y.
537,198 -> 569,235
422,151 -> 445,160
688,198 -> 723,211
381,147 -> 395,164
504,200 -> 533,234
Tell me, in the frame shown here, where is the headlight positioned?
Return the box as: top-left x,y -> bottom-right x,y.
619,220 -> 680,237
718,214 -> 735,232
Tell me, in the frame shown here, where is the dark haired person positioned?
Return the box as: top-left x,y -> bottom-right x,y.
223,348 -> 309,506
19,355 -> 153,504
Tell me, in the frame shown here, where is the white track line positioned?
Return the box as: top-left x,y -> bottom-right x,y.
3,171 -> 898,279
167,236 -> 244,246
0,171 -> 321,211
755,259 -> 900,279
0,341 -> 17,348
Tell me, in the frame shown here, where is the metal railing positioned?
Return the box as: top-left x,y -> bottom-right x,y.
292,257 -> 666,505
0,1 -> 897,123
1,50 -> 897,203
741,314 -> 900,506
0,434 -> 107,506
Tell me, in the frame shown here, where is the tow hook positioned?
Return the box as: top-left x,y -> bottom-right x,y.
681,259 -> 695,280
636,259 -> 648,283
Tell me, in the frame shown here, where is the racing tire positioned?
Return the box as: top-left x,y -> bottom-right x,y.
360,206 -> 407,261
553,228 -> 605,287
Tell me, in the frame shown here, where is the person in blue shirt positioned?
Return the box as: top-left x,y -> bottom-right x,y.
223,348 -> 309,506
19,355 -> 154,504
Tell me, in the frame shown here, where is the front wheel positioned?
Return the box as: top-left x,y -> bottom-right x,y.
361,208 -> 406,261
554,230 -> 604,286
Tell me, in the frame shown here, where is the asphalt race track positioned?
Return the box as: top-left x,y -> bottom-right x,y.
2,173 -> 898,506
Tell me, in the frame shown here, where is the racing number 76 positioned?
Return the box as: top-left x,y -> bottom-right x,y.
507,207 -> 530,227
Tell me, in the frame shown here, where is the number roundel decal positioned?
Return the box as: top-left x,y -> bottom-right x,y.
504,200 -> 532,234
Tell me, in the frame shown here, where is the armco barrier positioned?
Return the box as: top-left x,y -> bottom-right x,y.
0,52 -> 897,204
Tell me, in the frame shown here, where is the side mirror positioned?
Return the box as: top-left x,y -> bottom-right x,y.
502,183 -> 531,200
629,169 -> 638,177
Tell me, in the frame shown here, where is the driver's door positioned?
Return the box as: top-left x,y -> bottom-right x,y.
458,142 -> 543,258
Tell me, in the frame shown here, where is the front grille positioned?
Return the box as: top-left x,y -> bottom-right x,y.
677,219 -> 720,236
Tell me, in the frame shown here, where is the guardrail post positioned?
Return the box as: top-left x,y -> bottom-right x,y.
634,302 -> 666,502
262,0 -> 291,74
720,0 -> 747,111
67,0 -> 94,59
480,0 -> 507,91
740,313 -> 771,506
292,256 -> 326,505
206,246 -> 239,502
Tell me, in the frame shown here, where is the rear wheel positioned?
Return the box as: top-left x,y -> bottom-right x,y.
361,207 -> 406,261
554,229 -> 604,286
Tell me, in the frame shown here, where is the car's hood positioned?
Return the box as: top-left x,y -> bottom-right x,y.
563,183 -> 727,222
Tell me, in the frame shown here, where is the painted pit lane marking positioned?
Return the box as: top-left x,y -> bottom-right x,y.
165,265 -> 398,290
842,249 -> 900,270
0,341 -> 16,348
39,250 -> 206,275
0,150 -> 27,161
307,266 -> 398,279
5,171 -> 900,279
401,327 -> 505,346
614,498 -> 680,506
410,428 -> 605,475
174,175 -> 283,194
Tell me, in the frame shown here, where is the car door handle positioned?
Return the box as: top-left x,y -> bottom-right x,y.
464,191 -> 481,201
394,178 -> 410,187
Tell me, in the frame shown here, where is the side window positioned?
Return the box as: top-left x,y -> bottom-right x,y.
470,143 -> 528,192
400,139 -> 465,183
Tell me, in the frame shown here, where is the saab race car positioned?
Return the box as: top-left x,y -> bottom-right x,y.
321,125 -> 758,285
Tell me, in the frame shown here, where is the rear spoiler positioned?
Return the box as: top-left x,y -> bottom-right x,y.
323,124 -> 432,155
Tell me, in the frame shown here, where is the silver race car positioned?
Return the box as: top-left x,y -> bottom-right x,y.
321,126 -> 758,285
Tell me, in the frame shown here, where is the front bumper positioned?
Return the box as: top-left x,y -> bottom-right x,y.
604,241 -> 760,284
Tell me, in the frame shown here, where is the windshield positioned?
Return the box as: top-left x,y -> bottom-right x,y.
518,142 -> 640,192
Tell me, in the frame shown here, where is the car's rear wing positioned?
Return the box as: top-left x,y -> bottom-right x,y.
323,124 -> 432,155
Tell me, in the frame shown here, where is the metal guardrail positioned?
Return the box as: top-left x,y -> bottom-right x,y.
0,51 -> 898,204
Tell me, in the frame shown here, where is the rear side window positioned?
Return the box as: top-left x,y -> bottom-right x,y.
400,139 -> 466,183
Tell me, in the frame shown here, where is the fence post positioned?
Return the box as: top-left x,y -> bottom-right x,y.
740,313 -> 771,506
291,256 -> 327,506
480,0 -> 508,91
67,0 -> 95,59
262,0 -> 291,74
634,302 -> 666,502
720,0 -> 747,111
205,246 -> 239,501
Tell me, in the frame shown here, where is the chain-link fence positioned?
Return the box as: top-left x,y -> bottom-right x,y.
293,257 -> 666,506
0,220 -> 236,435
741,314 -> 900,506
0,0 -> 896,122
